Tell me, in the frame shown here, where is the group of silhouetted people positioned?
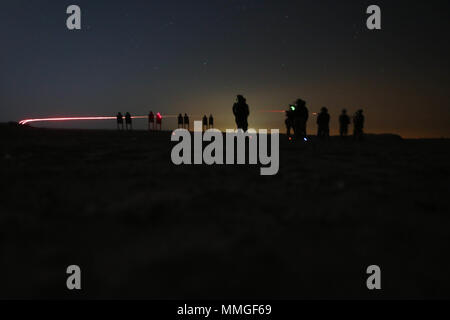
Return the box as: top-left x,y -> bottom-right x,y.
178,114 -> 190,130
230,95 -> 365,140
148,111 -> 162,131
285,99 -> 309,139
177,113 -> 214,131
202,115 -> 214,131
116,112 -> 133,131
284,98 -> 365,141
117,111 -> 163,131
315,107 -> 365,140
117,95 -> 365,139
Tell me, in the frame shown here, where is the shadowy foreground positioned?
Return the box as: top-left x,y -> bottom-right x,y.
1,125 -> 449,299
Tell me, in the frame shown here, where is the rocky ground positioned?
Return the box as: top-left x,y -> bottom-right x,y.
1,124 -> 449,299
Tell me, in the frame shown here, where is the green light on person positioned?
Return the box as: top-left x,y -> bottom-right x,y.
290,106 -> 296,111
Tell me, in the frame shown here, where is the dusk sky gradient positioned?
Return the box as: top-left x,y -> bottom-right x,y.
1,0 -> 449,137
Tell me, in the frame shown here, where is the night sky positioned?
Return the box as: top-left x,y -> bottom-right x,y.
1,0 -> 449,137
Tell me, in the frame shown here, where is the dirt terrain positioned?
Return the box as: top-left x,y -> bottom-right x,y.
1,124 -> 449,299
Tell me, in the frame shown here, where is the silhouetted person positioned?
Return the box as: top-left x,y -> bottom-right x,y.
285,107 -> 294,138
293,99 -> 309,139
353,109 -> 365,140
317,107 -> 330,138
156,112 -> 162,131
178,113 -> 183,128
183,113 -> 190,130
232,95 -> 250,131
208,114 -> 214,129
148,111 -> 155,130
339,109 -> 351,138
125,112 -> 132,131
117,112 -> 124,130
202,115 -> 208,131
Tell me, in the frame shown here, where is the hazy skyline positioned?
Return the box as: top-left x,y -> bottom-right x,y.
1,0 -> 449,137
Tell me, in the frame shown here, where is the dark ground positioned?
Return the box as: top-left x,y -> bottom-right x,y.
1,124 -> 449,299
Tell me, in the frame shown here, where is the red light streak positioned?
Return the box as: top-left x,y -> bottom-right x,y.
19,115 -> 158,126
258,110 -> 286,113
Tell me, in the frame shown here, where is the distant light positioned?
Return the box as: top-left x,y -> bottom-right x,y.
304,137 -> 308,142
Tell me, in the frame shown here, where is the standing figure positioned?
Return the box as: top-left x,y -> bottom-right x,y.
232,95 -> 250,132
285,106 -> 294,138
353,109 -> 365,140
156,112 -> 162,131
202,115 -> 208,131
339,109 -> 351,138
183,113 -> 190,130
148,111 -> 155,131
117,112 -> 124,130
208,114 -> 214,129
294,99 -> 309,139
317,107 -> 330,138
125,112 -> 132,131
177,113 -> 184,128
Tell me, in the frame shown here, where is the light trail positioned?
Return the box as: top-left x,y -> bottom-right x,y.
258,110 -> 286,114
18,115 -> 173,126
19,116 -> 117,125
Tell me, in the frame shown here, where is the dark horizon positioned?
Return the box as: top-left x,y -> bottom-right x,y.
1,0 -> 449,138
